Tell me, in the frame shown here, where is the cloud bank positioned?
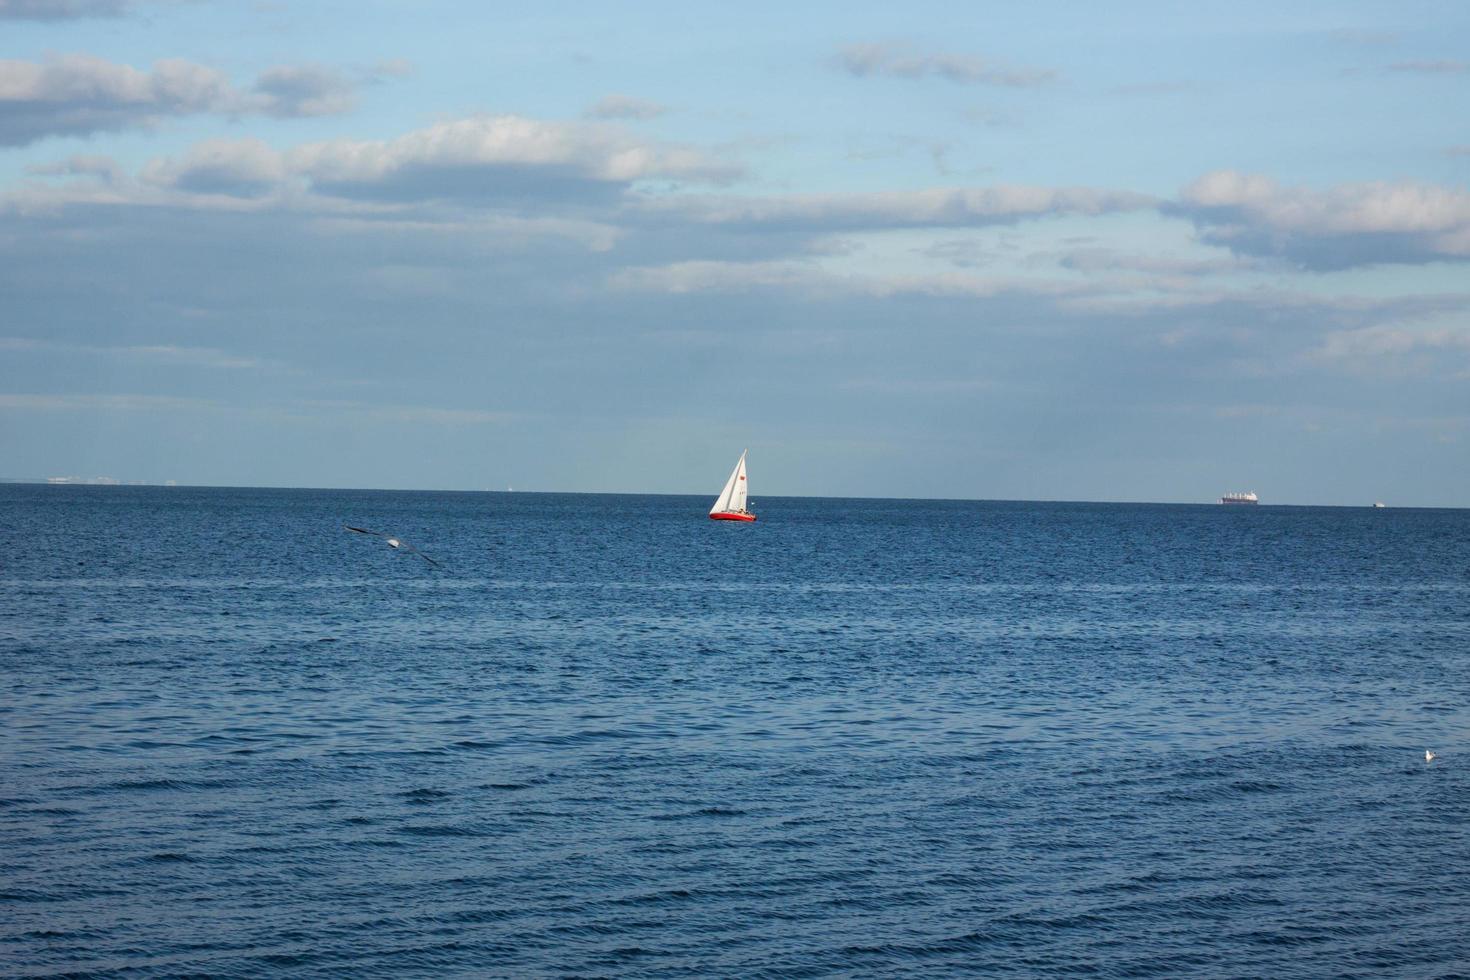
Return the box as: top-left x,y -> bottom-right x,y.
638,186 -> 1156,232
288,115 -> 740,201
12,113 -> 743,216
1177,170 -> 1470,268
0,54 -> 367,145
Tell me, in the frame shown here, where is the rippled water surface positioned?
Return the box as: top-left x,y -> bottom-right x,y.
3,486 -> 1468,977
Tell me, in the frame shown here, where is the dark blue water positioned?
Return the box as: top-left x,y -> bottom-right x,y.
3,486 -> 1468,977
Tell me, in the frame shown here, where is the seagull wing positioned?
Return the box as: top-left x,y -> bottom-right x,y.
346,525 -> 440,567
395,540 -> 440,566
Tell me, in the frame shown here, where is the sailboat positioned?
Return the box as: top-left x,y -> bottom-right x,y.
709,449 -> 756,522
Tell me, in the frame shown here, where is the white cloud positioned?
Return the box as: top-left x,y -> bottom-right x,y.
1177,170 -> 1470,267
0,54 -> 231,144
837,42 -> 1056,87
0,53 -> 369,146
11,112 -> 740,222
287,114 -> 740,193
636,186 -> 1155,231
1182,171 -> 1470,234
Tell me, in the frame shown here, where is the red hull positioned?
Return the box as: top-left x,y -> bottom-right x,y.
709,511 -> 757,522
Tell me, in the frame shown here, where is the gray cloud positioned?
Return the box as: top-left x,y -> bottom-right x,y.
837,42 -> 1056,87
584,94 -> 669,120
0,54 -> 232,145
1054,246 -> 1259,276
117,114 -> 740,206
369,58 -> 415,80
1056,284 -> 1470,327
1173,170 -> 1470,268
1324,29 -> 1402,47
0,54 -> 372,146
20,126 -> 1470,285
0,392 -> 210,411
25,153 -> 121,181
250,65 -> 357,117
140,138 -> 289,196
1315,325 -> 1470,361
609,259 -> 1088,301
1,335 -> 267,369
0,0 -> 127,19
4,177 -> 1467,501
1111,81 -> 1200,97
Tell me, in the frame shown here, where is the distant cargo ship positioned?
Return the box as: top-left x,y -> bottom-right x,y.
1220,491 -> 1259,505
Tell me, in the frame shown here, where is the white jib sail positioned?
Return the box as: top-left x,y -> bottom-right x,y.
710,450 -> 748,514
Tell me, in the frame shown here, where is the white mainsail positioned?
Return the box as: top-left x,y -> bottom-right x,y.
729,452 -> 748,513
710,450 -> 748,515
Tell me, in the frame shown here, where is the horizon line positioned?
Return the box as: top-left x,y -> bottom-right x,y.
1,479 -> 1458,511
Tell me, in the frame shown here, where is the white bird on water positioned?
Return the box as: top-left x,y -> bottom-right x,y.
344,525 -> 439,566
1425,750 -> 1437,762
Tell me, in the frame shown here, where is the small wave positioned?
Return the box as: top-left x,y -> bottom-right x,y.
650,806 -> 748,821
95,777 -> 235,793
396,824 -> 485,838
451,739 -> 503,750
447,907 -> 520,924
1230,779 -> 1285,793
606,887 -> 696,908
527,730 -> 625,746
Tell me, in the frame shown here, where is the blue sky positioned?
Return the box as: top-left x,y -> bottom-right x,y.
2,1 -> 1468,504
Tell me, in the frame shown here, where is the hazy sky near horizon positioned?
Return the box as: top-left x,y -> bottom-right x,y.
2,1 -> 1468,504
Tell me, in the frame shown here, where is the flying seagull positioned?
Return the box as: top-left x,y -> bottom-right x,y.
344,525 -> 439,566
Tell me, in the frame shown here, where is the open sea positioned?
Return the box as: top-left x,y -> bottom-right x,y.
2,485 -> 1468,978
